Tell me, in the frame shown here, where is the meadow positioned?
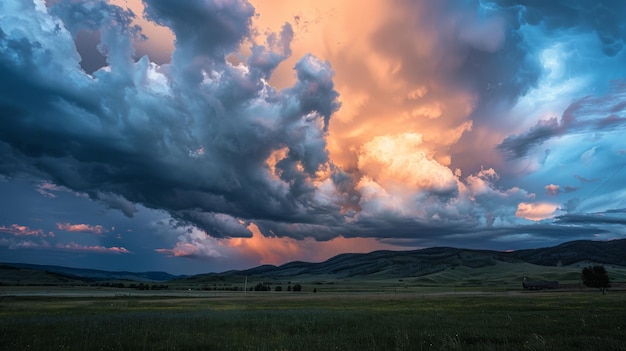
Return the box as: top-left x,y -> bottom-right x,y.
1,289 -> 625,350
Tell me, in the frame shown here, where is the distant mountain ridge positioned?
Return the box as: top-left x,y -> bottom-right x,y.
199,239 -> 626,280
0,263 -> 180,282
509,239 -> 626,266
2,239 -> 625,283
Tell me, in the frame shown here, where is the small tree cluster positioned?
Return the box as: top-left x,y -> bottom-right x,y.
254,282 -> 272,291
248,282 -> 303,292
581,265 -> 610,294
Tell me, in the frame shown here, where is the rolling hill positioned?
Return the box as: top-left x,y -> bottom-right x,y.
182,239 -> 626,283
508,239 -> 626,266
2,239 -> 625,286
0,263 -> 180,285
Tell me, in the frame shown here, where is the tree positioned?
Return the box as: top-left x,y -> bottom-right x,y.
292,283 -> 302,292
254,282 -> 270,291
582,265 -> 610,294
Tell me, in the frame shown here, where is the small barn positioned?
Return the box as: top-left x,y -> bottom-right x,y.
522,279 -> 559,290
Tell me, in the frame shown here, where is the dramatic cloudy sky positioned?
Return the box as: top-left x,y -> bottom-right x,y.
1,0 -> 625,274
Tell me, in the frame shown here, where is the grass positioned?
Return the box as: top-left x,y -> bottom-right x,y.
1,291 -> 625,350
167,262 -> 626,293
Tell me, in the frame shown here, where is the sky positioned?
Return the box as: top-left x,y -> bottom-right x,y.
1,0 -> 625,275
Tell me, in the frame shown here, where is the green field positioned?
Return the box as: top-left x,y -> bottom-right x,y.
1,290 -> 625,350
169,262 -> 626,293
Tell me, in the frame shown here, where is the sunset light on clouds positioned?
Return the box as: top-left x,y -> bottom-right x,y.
0,0 -> 625,274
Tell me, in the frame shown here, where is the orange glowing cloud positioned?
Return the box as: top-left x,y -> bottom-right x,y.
358,133 -> 457,193
223,223 -> 416,265
515,202 -> 559,221
155,241 -> 221,259
265,146 -> 289,180
120,0 -> 475,172
248,0 -> 482,178
102,0 -> 480,194
56,222 -> 106,235
156,223 -> 415,266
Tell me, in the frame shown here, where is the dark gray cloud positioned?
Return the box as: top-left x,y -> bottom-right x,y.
144,0 -> 254,58
555,209 -> 626,225
248,23 -> 294,79
97,192 -> 139,218
574,175 -> 599,183
497,117 -> 561,159
378,221 -> 609,251
0,0 -> 341,239
498,82 -> 626,159
49,0 -> 140,35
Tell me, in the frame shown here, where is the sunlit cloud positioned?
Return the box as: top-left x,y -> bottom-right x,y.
156,223 -> 416,267
56,242 -> 131,254
358,133 -> 457,194
0,224 -> 53,237
515,202 -> 559,222
56,222 -> 107,235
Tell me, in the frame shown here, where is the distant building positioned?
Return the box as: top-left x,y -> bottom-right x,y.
522,278 -> 559,290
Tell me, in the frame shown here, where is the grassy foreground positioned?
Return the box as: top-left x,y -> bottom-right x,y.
1,291 -> 625,350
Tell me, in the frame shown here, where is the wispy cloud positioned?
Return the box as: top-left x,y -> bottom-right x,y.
36,181 -> 66,198
155,242 -> 221,260
35,181 -> 88,199
0,224 -> 53,237
56,223 -> 106,235
498,83 -> 626,160
56,242 -> 131,254
0,237 -> 50,250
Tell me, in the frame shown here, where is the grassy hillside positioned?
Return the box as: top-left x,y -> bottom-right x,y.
3,239 -> 625,289
1,263 -> 179,282
0,264 -> 89,286
167,262 -> 626,293
174,239 -> 626,288
509,239 -> 626,266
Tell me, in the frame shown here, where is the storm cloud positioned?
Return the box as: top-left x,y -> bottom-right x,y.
0,0 -> 624,272
0,0 -> 344,239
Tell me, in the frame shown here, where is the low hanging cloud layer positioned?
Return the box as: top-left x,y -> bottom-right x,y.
0,0 -> 625,271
